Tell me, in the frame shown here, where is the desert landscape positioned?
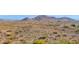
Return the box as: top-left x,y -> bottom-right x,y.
0,15 -> 79,44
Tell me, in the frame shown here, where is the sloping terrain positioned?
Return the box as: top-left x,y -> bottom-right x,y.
0,15 -> 79,44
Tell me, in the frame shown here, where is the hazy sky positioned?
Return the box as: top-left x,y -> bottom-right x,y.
0,15 -> 79,20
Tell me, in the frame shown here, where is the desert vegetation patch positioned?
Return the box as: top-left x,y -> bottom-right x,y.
0,15 -> 79,44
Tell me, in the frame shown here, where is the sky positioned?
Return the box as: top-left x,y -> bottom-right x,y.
0,15 -> 79,20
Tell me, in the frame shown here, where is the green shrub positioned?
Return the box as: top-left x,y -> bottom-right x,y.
33,40 -> 47,44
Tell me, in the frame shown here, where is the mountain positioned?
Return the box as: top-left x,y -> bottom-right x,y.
34,15 -> 76,21
22,15 -> 75,21
58,17 -> 74,21
33,15 -> 53,20
22,17 -> 29,21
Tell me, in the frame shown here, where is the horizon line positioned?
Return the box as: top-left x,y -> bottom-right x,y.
0,15 -> 78,20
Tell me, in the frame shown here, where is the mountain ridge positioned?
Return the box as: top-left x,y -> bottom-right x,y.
21,15 -> 76,21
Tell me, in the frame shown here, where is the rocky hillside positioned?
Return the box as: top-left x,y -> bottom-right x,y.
0,15 -> 79,44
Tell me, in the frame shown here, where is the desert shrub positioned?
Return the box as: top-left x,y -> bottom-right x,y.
8,37 -> 14,40
19,39 -> 26,44
3,40 -> 11,44
63,34 -> 67,37
15,31 -> 19,34
56,35 -> 60,37
75,29 -> 79,34
33,40 -> 47,44
69,40 -> 79,44
58,39 -> 79,44
77,25 -> 79,28
6,34 -> 11,36
58,39 -> 70,44
53,32 -> 58,34
6,33 -> 15,41
19,30 -> 23,32
63,26 -> 69,28
38,37 -> 46,39
3,42 -> 9,44
47,24 -> 53,26
6,30 -> 12,32
71,24 -> 76,27
6,34 -> 13,38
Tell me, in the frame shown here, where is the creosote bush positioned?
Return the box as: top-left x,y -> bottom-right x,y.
63,26 -> 69,28
38,37 -> 46,39
75,29 -> 79,34
71,24 -> 76,27
53,32 -> 58,34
